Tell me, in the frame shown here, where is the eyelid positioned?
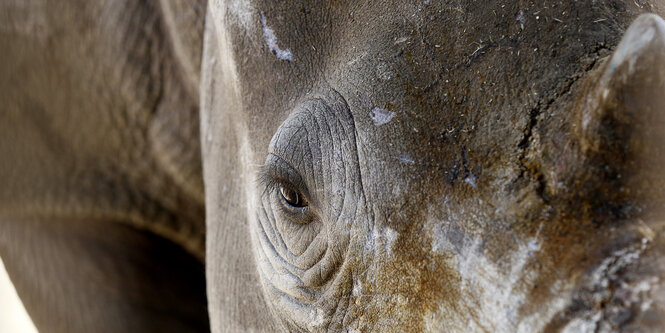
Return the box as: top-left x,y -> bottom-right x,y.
258,154 -> 311,202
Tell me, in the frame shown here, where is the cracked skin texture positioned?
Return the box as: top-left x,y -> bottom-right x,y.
2,0 -> 665,332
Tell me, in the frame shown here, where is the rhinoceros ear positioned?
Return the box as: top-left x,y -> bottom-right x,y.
581,13 -> 665,160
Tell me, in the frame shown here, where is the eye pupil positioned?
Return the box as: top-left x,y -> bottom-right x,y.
279,185 -> 306,208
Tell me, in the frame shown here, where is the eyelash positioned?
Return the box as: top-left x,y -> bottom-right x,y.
257,155 -> 311,206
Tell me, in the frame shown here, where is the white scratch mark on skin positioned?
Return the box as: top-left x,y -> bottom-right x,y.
347,51 -> 368,66
527,238 -> 540,257
370,107 -> 396,126
397,154 -> 414,164
260,13 -> 293,61
384,227 -> 399,255
464,172 -> 477,189
366,226 -> 378,254
394,36 -> 410,44
352,279 -> 363,297
517,11 -> 525,30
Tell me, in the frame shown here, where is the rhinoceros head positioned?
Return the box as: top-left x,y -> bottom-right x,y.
201,1 -> 665,331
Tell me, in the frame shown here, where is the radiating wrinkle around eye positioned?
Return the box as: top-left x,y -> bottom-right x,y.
252,92 -> 366,331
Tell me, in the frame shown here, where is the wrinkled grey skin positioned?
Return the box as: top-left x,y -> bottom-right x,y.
3,0 -> 665,332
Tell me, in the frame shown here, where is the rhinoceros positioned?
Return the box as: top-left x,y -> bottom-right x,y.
2,0 -> 665,332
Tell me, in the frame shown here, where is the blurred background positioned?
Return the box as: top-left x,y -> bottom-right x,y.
0,257 -> 38,333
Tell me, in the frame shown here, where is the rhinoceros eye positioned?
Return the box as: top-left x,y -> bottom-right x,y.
279,184 -> 308,208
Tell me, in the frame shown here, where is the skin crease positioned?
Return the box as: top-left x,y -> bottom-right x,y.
2,0 -> 665,332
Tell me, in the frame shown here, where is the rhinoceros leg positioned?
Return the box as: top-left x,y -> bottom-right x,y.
0,217 -> 209,333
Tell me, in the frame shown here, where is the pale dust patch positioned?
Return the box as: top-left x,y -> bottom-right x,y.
369,107 -> 395,126
427,201 -> 566,332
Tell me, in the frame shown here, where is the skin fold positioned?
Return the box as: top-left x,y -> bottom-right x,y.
2,0 -> 665,332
